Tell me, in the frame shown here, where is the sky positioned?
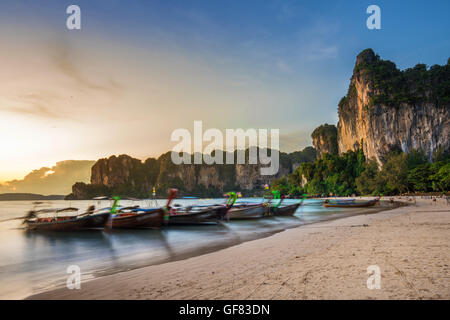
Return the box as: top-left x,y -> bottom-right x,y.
0,0 -> 449,182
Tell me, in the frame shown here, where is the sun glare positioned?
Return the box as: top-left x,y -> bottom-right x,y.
0,113 -> 69,181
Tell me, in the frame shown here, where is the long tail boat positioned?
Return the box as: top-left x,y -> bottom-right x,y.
322,198 -> 379,208
108,207 -> 165,229
24,207 -> 110,231
225,198 -> 268,220
76,205 -> 111,228
269,191 -> 305,216
108,190 -> 177,229
167,191 -> 237,225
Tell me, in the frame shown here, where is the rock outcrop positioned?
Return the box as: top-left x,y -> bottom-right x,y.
311,124 -> 338,158
91,155 -> 147,190
68,148 -> 315,199
337,49 -> 449,165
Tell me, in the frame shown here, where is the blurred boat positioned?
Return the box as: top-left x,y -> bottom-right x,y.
167,205 -> 223,225
270,200 -> 303,216
78,205 -> 112,228
24,207 -> 110,231
226,202 -> 267,220
108,190 -> 177,229
334,199 -> 356,204
323,198 -> 379,208
109,207 -> 165,229
167,191 -> 237,225
268,191 -> 305,216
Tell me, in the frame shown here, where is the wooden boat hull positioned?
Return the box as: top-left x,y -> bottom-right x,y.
227,204 -> 267,220
80,212 -> 111,228
25,212 -> 110,231
110,209 -> 164,229
323,200 -> 378,208
168,208 -> 220,225
270,202 -> 301,216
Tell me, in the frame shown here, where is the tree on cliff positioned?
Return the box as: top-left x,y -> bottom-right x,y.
311,124 -> 338,158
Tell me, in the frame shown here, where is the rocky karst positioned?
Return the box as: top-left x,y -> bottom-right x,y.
311,124 -> 338,158
337,49 -> 449,165
68,148 -> 314,199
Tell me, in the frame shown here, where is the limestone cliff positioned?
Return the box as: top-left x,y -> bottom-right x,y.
337,49 -> 449,165
311,124 -> 338,158
68,148 -> 315,199
91,155 -> 147,191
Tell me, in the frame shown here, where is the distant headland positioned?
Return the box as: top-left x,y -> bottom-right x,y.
0,193 -> 65,201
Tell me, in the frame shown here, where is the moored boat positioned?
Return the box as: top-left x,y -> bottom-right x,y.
76,205 -> 111,229
270,202 -> 302,216
167,191 -> 237,225
24,207 -> 110,231
108,190 -> 177,229
109,207 -> 165,229
268,191 -> 305,216
322,198 -> 379,208
226,202 -> 267,220
332,199 -> 356,204
167,205 -> 221,225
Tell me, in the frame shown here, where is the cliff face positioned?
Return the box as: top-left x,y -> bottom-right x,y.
91,155 -> 146,190
311,124 -> 338,158
338,49 -> 449,165
69,148 -> 314,199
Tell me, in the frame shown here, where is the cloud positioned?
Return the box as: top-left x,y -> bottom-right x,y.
0,93 -> 64,119
1,104 -> 59,119
0,160 -> 95,195
302,42 -> 338,61
292,18 -> 341,62
0,40 -> 124,120
276,59 -> 292,73
276,2 -> 299,22
51,44 -> 123,94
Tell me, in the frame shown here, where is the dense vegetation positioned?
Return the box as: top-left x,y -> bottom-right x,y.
353,49 -> 450,108
271,148 -> 449,197
280,146 -> 316,167
311,124 -> 338,155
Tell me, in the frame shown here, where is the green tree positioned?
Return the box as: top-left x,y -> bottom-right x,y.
407,163 -> 431,192
271,176 -> 290,196
356,160 -> 380,195
429,162 -> 450,192
306,178 -> 326,196
377,152 -> 408,194
406,149 -> 427,170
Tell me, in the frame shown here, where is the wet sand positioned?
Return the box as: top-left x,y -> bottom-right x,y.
29,198 -> 449,300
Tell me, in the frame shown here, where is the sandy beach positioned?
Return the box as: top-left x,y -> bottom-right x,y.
29,198 -> 449,300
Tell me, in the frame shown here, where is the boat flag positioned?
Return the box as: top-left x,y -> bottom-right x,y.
110,196 -> 120,214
